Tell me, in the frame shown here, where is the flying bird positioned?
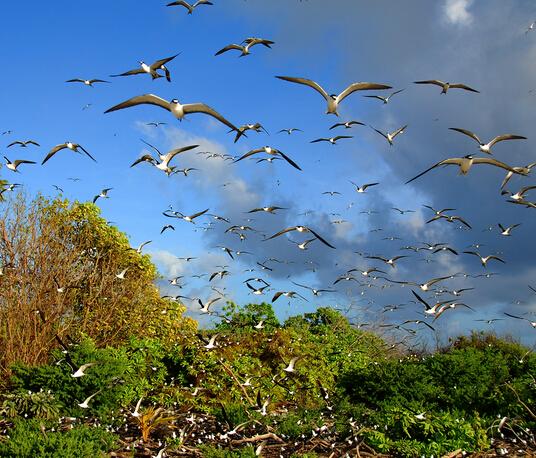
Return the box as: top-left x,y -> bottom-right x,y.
265,226 -> 335,249
105,94 -> 238,131
363,89 -> 405,104
111,54 -> 179,81
42,142 -> 96,165
276,75 -> 391,115
66,78 -> 109,87
234,146 -> 301,170
92,188 -> 112,203
7,140 -> 40,148
449,128 -> 526,154
371,125 -> 407,146
215,37 -> 274,57
3,156 -> 36,172
167,0 -> 213,14
498,223 -> 520,236
350,181 -> 379,193
329,120 -> 365,130
463,251 -> 505,267
414,80 -> 479,94
310,135 -> 353,145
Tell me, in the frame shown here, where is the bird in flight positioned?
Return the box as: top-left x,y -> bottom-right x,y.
215,37 -> 274,57
371,125 -> 407,146
276,75 -> 391,115
167,0 -> 213,14
311,136 -> 353,145
449,128 -> 526,154
105,94 -> 239,132
234,146 -> 302,170
42,142 -> 96,165
363,89 -> 405,104
7,140 -> 40,148
265,226 -> 335,249
414,80 -> 479,94
111,54 -> 179,81
66,78 -> 109,87
4,156 -> 36,172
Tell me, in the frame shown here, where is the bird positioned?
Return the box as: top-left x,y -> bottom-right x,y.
322,191 -> 341,196
498,223 -> 520,236
500,162 -> 536,189
449,128 -> 527,154
198,297 -> 221,314
366,255 -> 409,268
310,135 -> 353,145
275,75 -> 391,115
233,122 -> 268,143
288,238 -> 317,250
131,140 -> 199,175
65,78 -> 109,87
160,224 -> 175,234
385,275 -> 454,292
247,206 -> 287,214
130,240 -> 152,254
503,185 -> 536,202
7,140 -> 40,148
371,125 -> 407,146
291,282 -> 336,296
463,251 -> 505,267
427,214 -> 472,229
42,142 -> 96,165
131,397 -> 143,418
283,356 -> 300,373
146,122 -> 168,127
111,54 -> 179,81
406,156 -> 525,183
71,362 -> 96,378
78,390 -> 101,409
278,128 -> 303,135
414,80 -> 479,94
215,37 -> 274,57
92,188 -> 112,203
363,89 -> 404,104
246,282 -> 270,295
3,156 -> 36,172
433,302 -> 474,322
392,207 -> 415,215
329,120 -> 365,130
265,226 -> 335,249
234,146 -> 301,170
271,291 -> 307,303
115,268 -> 129,279
167,0 -> 213,14
350,181 -> 379,193
203,334 -> 219,349
164,208 -> 209,223
105,94 -> 239,131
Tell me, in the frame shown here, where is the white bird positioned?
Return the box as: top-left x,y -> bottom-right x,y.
71,362 -> 96,378
92,187 -> 112,203
414,80 -> 479,94
198,297 -> 221,314
276,75 -> 391,115
78,390 -> 101,409
363,89 -> 404,104
66,78 -> 109,87
3,156 -> 36,172
449,128 -> 526,154
167,0 -> 213,14
283,356 -> 300,373
105,94 -> 239,131
371,125 -> 407,146
111,54 -> 179,81
131,397 -> 143,417
350,181 -> 379,193
131,140 -> 199,175
115,268 -> 129,280
204,334 -> 219,349
498,223 -> 520,236
215,37 -> 274,57
463,251 -> 506,267
42,142 -> 96,165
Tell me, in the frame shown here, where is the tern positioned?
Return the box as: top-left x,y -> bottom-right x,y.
167,0 -> 213,14
233,122 -> 268,143
4,156 -> 36,172
164,208 -> 209,223
111,54 -> 179,81
371,125 -> 407,146
71,362 -> 96,378
406,155 -> 524,184
78,390 -> 101,409
363,89 -> 404,104
329,120 -> 365,130
203,334 -> 219,349
366,255 -> 409,268
283,357 -> 300,373
449,128 -> 526,154
276,75 -> 391,115
291,281 -> 336,296
278,128 -> 302,135
272,291 -> 307,303
115,268 -> 129,279
92,188 -> 112,203
130,240 -> 152,254
504,313 -> 536,328
42,142 -> 96,165
247,206 -> 287,214
498,223 -> 520,236
500,162 -> 536,189
234,146 -> 301,170
131,140 -> 199,175
350,181 -> 378,193
288,237 -> 317,250
66,78 -> 109,87
215,37 -> 274,57
414,80 -> 479,94
463,251 -> 505,267
427,214 -> 472,229
7,140 -> 40,148
105,94 -> 239,131
198,297 -> 221,314
311,135 -> 352,145
411,290 -> 456,316
385,275 -> 454,292
265,226 -> 335,248
503,185 -> 536,201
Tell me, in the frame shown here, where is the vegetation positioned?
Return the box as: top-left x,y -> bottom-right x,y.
0,194 -> 534,457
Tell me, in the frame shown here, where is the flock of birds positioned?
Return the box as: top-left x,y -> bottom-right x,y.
2,0 -> 536,417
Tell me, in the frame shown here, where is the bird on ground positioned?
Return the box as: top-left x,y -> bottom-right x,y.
311,135 -> 353,145
42,142 -> 96,165
371,125 -> 407,146
71,362 -> 96,378
329,120 -> 365,130
215,37 -> 274,57
92,188 -> 112,203
7,140 -> 40,148
463,251 -> 505,267
234,146 -> 301,170
66,78 -> 109,87
350,181 -> 379,193
111,54 -> 179,81
167,0 -> 213,14
363,89 -> 405,104
115,268 -> 129,280
276,75 -> 391,115
105,94 -> 239,131
406,156 -> 525,183
414,80 -> 479,94
4,156 -> 36,172
498,223 -> 520,236
131,397 -> 143,418
265,225 -> 335,248
449,128 -> 526,154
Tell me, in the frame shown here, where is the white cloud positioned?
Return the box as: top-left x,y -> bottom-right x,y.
443,0 -> 474,26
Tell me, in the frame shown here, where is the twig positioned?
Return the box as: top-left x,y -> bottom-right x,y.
218,359 -> 255,406
505,382 -> 536,419
231,432 -> 284,445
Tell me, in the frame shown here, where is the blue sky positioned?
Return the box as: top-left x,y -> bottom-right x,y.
2,0 -> 536,346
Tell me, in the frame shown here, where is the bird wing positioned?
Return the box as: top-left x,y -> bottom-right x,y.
329,123 -> 344,130
405,159 -> 457,184
271,292 -> 283,302
488,134 -> 527,147
372,127 -> 388,140
162,144 -> 199,166
265,227 -> 298,240
449,83 -> 479,93
89,79 -> 109,84
449,127 -> 481,145
504,312 -> 527,321
189,208 -> 209,220
363,95 -> 385,101
391,125 -> 407,138
183,102 -> 238,131
42,144 -> 67,164
275,150 -> 302,170
150,54 -> 180,70
13,159 -> 36,166
66,79 -> 85,83
307,228 -> 335,249
334,136 -> 353,141
234,148 -> 264,163
472,157 -> 517,172
215,44 -> 244,55
76,144 -> 97,162
310,138 -> 328,143
110,68 -> 146,77
363,182 -> 379,190
336,82 -> 392,103
275,76 -> 330,102
131,154 -> 156,167
411,290 -> 430,309
105,94 -> 170,114
414,80 -> 445,87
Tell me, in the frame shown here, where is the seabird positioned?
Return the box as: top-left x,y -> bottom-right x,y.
275,75 -> 391,115
215,37 -> 274,57
66,78 -> 109,87
92,187 -> 112,203
4,156 -> 36,172
7,140 -> 40,148
449,128 -> 526,154
414,80 -> 479,94
363,89 -> 405,104
329,120 -> 365,130
371,125 -> 407,146
111,54 -> 179,81
498,223 -> 520,236
350,181 -> 379,193
234,146 -> 301,170
131,140 -> 199,175
278,128 -> 302,135
311,135 -> 353,145
105,94 -> 238,131
42,142 -> 96,165
265,225 -> 335,249
167,0 -> 213,14
463,251 -> 506,267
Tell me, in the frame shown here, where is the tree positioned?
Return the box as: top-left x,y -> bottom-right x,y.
0,194 -> 196,376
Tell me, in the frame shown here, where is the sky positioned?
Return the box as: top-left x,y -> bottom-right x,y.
2,0 -> 536,347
